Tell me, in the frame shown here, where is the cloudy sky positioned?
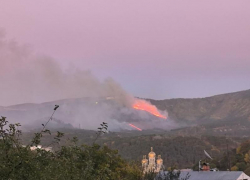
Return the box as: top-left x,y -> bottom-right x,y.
0,0 -> 250,104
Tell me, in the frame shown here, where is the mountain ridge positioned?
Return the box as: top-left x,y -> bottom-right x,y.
1,89 -> 250,130
148,89 -> 250,124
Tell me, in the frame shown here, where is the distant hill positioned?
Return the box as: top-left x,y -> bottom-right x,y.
0,97 -> 177,131
1,89 -> 250,131
11,89 -> 250,170
148,89 -> 250,124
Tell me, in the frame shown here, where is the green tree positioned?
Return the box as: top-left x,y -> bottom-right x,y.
0,106 -> 143,180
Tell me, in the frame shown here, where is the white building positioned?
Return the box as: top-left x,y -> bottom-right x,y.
30,145 -> 52,152
142,147 -> 164,173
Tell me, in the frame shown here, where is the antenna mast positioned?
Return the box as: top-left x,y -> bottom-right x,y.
226,134 -> 231,170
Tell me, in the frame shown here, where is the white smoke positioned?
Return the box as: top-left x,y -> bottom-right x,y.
0,30 -> 173,131
0,29 -> 131,106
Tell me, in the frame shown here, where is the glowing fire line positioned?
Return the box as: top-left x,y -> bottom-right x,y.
128,123 -> 142,131
133,100 -> 167,119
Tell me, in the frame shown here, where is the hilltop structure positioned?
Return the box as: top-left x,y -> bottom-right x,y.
29,145 -> 52,152
142,147 -> 164,173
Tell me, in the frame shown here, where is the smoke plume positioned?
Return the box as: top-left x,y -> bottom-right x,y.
0,30 -> 131,106
0,30 -> 173,131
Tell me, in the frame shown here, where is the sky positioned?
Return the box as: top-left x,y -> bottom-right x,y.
0,0 -> 250,105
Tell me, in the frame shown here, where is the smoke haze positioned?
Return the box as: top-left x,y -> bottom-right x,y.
0,30 -> 131,106
0,30 -> 172,131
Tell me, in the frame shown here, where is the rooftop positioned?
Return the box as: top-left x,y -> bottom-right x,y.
179,171 -> 249,180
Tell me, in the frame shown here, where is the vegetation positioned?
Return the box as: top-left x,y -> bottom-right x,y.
0,112 -> 143,179
2,100 -> 250,179
154,167 -> 190,180
0,107 -> 191,180
20,127 -> 244,169
207,139 -> 250,176
187,139 -> 250,176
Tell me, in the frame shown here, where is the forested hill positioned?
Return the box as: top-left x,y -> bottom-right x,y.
20,128 -> 244,169
2,89 -> 250,130
148,89 -> 250,124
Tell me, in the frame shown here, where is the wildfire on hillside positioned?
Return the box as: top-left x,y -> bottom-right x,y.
128,123 -> 142,131
132,99 -> 167,119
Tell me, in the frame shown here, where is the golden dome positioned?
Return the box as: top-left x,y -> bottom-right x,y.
142,155 -> 148,164
157,155 -> 163,164
148,147 -> 156,158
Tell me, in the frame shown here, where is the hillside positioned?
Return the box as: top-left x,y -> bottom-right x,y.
21,128 -> 245,169
1,89 -> 250,132
7,89 -> 250,169
148,89 -> 250,124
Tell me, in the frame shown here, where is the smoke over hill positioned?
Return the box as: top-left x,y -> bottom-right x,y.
0,29 -> 131,106
0,30 -> 170,131
0,97 -> 172,131
3,30 -> 250,132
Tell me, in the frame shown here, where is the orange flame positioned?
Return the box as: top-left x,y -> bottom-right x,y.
128,123 -> 142,131
133,99 -> 167,119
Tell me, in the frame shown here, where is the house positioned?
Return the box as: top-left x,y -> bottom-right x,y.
29,145 -> 52,152
179,171 -> 250,180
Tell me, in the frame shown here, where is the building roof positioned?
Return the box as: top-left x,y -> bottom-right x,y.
179,171 -> 248,180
